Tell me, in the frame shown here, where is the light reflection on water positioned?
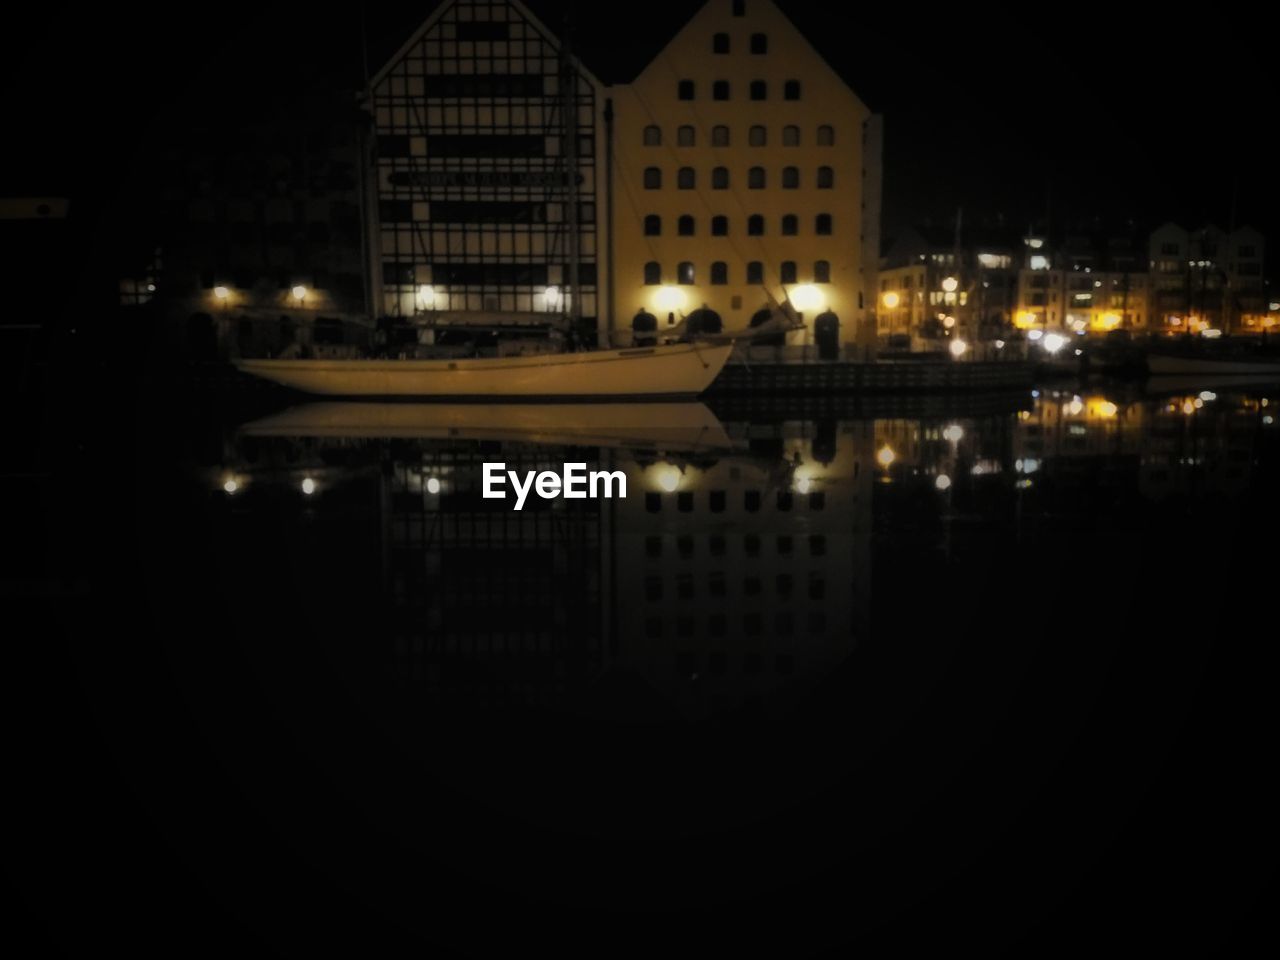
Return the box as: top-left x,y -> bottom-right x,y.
208,384 -> 1279,716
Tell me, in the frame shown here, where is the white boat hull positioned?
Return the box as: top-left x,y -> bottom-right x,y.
1147,353 -> 1280,376
234,342 -> 733,398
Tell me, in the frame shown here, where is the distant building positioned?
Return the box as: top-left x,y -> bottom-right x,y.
1012,231 -> 1151,337
1147,223 -> 1267,335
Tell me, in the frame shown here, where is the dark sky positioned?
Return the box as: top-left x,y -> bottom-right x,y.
7,1 -> 1278,264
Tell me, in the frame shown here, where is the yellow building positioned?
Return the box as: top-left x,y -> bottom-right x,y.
610,0 -> 882,353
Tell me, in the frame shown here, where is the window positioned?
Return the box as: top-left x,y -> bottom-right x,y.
784,80 -> 800,100
678,261 -> 695,284
677,125 -> 695,147
782,166 -> 799,188
644,214 -> 661,236
713,80 -> 730,100
815,213 -> 832,235
817,124 -> 834,145
643,125 -> 661,146
749,125 -> 766,146
817,165 -> 833,188
748,166 -> 765,189
677,167 -> 695,189
780,261 -> 797,283
711,262 -> 728,284
750,80 -> 767,100
712,125 -> 729,147
744,490 -> 761,512
814,260 -> 830,282
732,0 -> 745,15
747,261 -> 764,283
750,33 -> 767,53
713,32 -> 729,53
783,124 -> 799,146
643,167 -> 661,189
678,80 -> 694,100
678,215 -> 695,236
748,215 -> 764,236
782,214 -> 798,236
711,215 -> 728,235
711,167 -> 729,189
644,262 -> 661,284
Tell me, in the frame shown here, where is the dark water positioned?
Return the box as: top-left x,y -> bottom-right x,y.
17,379 -> 1279,951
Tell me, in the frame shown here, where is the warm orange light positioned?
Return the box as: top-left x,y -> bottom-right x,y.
882,291 -> 900,309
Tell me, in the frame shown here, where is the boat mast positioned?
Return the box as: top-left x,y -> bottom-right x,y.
558,13 -> 583,345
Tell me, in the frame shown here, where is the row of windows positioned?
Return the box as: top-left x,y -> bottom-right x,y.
644,261 -> 831,285
642,165 -> 835,189
650,615 -> 829,642
677,79 -> 803,102
711,31 -> 771,55
642,212 -> 834,236
643,124 -> 834,147
644,523 -> 846,560
647,573 -> 830,601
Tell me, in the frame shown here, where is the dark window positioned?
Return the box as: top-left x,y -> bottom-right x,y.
733,0 -> 745,15
677,167 -> 695,189
775,612 -> 794,636
710,535 -> 726,556
782,214 -> 798,236
750,33 -> 767,53
678,80 -> 695,100
379,200 -> 413,222
678,261 -> 695,284
744,577 -> 762,597
644,167 -> 661,189
677,492 -> 694,512
709,490 -> 726,512
780,261 -> 797,283
749,125 -> 766,146
817,124 -> 835,145
816,213 -> 833,235
677,536 -> 694,558
427,135 -> 543,157
784,80 -> 801,100
645,492 -> 661,513
711,215 -> 728,236
748,167 -> 765,189
711,262 -> 728,284
809,491 -> 825,510
644,261 -> 661,284
713,80 -> 730,100
747,261 -> 764,283
678,215 -> 695,236
456,22 -> 509,41
744,490 -> 761,512
748,215 -> 764,236
712,125 -> 729,146
644,214 -> 661,236
817,165 -> 834,188
643,125 -> 661,146
776,573 -> 793,596
782,166 -> 799,188
645,536 -> 662,558
429,201 -> 544,223
809,535 -> 826,556
430,263 -> 549,285
422,74 -> 541,96
645,576 -> 663,601
711,167 -> 729,189
744,534 -> 761,556
713,32 -> 730,53
814,260 -> 831,282
750,80 -> 767,100
677,125 -> 695,147
783,125 -> 799,146
378,135 -> 411,158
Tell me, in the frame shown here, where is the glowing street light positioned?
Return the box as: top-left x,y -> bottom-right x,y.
416,284 -> 436,310
941,276 -> 959,293
292,285 -> 308,303
543,285 -> 561,308
788,284 -> 826,312
943,424 -> 964,443
657,465 -> 682,492
654,285 -> 687,313
213,286 -> 230,301
1042,332 -> 1068,354
426,477 -> 441,495
222,478 -> 239,494
881,291 -> 900,309
301,477 -> 317,496
935,474 -> 952,491
948,338 -> 968,358
876,445 -> 896,467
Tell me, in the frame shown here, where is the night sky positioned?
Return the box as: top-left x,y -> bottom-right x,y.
7,1 -> 1278,261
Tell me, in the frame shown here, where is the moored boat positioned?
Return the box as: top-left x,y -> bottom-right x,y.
1146,351 -> 1280,376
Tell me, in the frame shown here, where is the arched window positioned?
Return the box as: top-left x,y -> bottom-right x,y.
750,80 -> 767,101
783,125 -> 800,146
782,214 -> 798,236
748,215 -> 764,236
749,125 -> 766,146
816,213 -> 833,235
643,125 -> 661,146
814,260 -> 831,283
644,214 -> 661,236
643,167 -> 661,189
711,262 -> 728,285
750,32 -> 768,54
817,124 -> 834,145
712,125 -> 730,147
678,80 -> 695,100
713,80 -> 730,100
817,166 -> 834,188
713,32 -> 730,53
784,80 -> 801,100
678,261 -> 695,285
677,167 -> 695,189
644,261 -> 661,285
782,166 -> 799,189
747,261 -> 764,283
781,261 -> 797,283
748,167 -> 766,189
678,215 -> 695,236
711,215 -> 728,236
711,167 -> 729,189
677,125 -> 695,147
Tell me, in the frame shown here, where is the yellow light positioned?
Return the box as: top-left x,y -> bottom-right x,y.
1087,398 -> 1118,419
794,474 -> 812,494
301,477 -> 316,495
943,424 -> 964,442
213,286 -> 230,300
942,276 -> 959,293
949,338 -> 968,357
657,465 -> 681,492
222,478 -> 239,494
1098,312 -> 1122,331
1016,311 -> 1038,329
789,284 -> 826,312
426,477 -> 441,495
416,284 -> 436,309
1182,400 -> 1196,415
876,445 -> 896,467
935,474 -> 952,491
881,291 -> 900,309
653,285 -> 687,313
943,315 -> 956,329
292,285 -> 308,302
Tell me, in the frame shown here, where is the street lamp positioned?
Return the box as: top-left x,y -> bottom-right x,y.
214,286 -> 230,301
292,285 -> 308,304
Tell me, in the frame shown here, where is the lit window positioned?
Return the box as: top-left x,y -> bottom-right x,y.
712,125 -> 729,147
644,214 -> 661,236
814,260 -> 830,282
713,32 -> 729,53
643,125 -> 661,146
644,262 -> 661,284
643,167 -> 661,189
817,124 -> 834,145
748,167 -> 765,189
711,215 -> 728,236
784,80 -> 800,100
678,215 -> 695,236
748,215 -> 764,236
817,165 -> 833,188
677,167 -> 695,189
749,125 -> 766,146
711,262 -> 728,284
711,167 -> 729,189
677,125 -> 695,147
678,80 -> 694,100
713,80 -> 729,100
750,80 -> 767,100
750,33 -> 767,54
782,166 -> 799,188
782,214 -> 797,236
782,125 -> 799,146
678,262 -> 695,285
